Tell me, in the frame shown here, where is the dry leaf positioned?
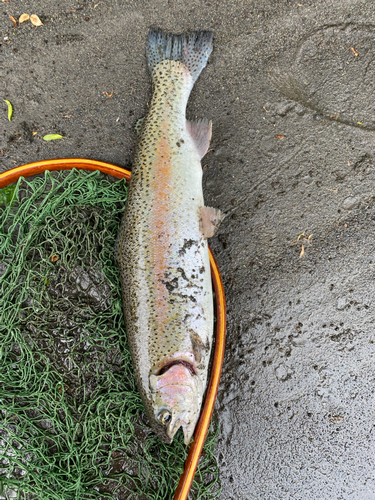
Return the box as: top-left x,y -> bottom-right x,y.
50,255 -> 59,262
275,134 -> 285,140
2,0 -> 10,3
9,15 -> 17,27
19,13 -> 30,23
299,244 -> 305,258
30,14 -> 43,26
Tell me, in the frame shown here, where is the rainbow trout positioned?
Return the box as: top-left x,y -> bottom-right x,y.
117,29 -> 223,444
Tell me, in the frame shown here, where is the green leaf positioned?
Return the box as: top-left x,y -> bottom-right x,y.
43,134 -> 64,141
0,184 -> 17,206
3,99 -> 13,121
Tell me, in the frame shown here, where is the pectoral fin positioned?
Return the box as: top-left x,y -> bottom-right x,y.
187,119 -> 212,159
200,206 -> 224,238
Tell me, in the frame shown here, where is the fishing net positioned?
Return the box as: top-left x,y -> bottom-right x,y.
0,169 -> 221,500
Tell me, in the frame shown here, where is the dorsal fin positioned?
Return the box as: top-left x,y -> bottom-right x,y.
186,119 -> 212,159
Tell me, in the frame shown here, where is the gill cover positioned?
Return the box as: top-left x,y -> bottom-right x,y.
149,363 -> 204,445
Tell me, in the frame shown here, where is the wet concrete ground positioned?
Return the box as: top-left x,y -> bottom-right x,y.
1,1 -> 375,498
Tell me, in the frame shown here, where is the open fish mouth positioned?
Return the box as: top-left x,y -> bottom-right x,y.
150,362 -> 204,444
154,408 -> 197,445
169,410 -> 197,445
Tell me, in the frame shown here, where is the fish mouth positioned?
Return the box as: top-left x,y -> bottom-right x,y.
169,411 -> 197,445
155,411 -> 196,445
149,361 -> 203,444
157,359 -> 197,377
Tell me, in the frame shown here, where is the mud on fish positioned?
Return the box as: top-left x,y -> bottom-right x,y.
117,28 -> 223,444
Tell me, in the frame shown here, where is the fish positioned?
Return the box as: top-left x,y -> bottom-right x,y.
117,29 -> 223,445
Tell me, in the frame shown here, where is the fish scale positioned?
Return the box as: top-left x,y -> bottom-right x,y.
117,29 -> 222,444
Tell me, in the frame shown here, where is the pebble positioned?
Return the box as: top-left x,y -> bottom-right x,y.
337,297 -> 347,310
342,197 -> 359,210
275,364 -> 288,381
295,104 -> 306,116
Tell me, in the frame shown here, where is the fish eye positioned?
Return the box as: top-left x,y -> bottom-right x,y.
158,410 -> 172,426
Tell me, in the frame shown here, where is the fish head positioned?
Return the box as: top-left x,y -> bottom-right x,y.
149,361 -> 204,445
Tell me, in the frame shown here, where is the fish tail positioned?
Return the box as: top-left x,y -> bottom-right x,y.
146,28 -> 213,84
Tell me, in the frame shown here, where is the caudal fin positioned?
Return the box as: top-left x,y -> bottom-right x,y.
146,29 -> 213,84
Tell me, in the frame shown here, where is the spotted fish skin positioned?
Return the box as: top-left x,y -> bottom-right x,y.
117,30 -> 221,444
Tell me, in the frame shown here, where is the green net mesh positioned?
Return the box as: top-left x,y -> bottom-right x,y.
0,169 -> 221,500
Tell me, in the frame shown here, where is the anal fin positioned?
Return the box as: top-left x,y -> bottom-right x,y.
187,119 -> 212,159
200,207 -> 224,238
